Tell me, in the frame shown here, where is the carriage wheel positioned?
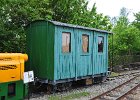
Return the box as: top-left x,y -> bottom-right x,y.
46,84 -> 56,94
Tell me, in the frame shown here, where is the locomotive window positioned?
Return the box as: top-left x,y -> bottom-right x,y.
82,34 -> 89,53
98,36 -> 104,52
62,32 -> 71,53
8,83 -> 16,96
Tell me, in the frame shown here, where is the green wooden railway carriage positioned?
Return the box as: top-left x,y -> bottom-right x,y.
26,20 -> 112,86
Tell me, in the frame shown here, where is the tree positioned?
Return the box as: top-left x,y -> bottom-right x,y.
133,12 -> 140,30
0,0 -> 112,52
50,1 -> 112,30
111,8 -> 140,55
49,0 -> 86,23
0,0 -> 52,52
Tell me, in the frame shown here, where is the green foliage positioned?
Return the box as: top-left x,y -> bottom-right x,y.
133,12 -> 140,30
0,0 -> 52,52
110,8 -> 140,56
49,0 -> 86,23
0,0 -> 112,53
50,0 -> 112,30
113,26 -> 140,55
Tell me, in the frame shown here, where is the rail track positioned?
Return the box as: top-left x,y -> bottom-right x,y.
91,74 -> 140,100
27,70 -> 140,100
116,83 -> 140,100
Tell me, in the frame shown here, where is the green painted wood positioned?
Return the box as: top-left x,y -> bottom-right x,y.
26,20 -> 109,82
75,29 -> 93,77
93,32 -> 108,75
54,26 -> 76,80
0,80 -> 25,100
54,27 -> 108,80
26,21 -> 55,80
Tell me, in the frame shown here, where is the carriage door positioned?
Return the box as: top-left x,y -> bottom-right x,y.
93,32 -> 107,74
55,27 -> 76,80
76,30 -> 93,77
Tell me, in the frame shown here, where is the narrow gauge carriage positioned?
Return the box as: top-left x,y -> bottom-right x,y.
26,20 -> 111,92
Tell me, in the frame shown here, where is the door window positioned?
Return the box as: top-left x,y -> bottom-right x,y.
82,34 -> 89,53
62,32 -> 71,53
98,36 -> 104,52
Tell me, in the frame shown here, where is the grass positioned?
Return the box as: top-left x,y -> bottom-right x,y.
110,72 -> 119,77
48,92 -> 90,100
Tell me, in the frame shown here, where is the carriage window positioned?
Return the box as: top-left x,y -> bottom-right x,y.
98,36 -> 104,52
62,32 -> 71,53
82,34 -> 89,53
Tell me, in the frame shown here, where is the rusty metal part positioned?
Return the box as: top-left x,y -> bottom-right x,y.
91,74 -> 140,100
85,78 -> 93,85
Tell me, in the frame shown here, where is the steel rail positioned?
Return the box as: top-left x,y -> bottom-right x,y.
91,74 -> 140,100
116,83 -> 140,100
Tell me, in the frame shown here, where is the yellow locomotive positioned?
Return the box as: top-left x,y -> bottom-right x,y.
0,53 -> 28,100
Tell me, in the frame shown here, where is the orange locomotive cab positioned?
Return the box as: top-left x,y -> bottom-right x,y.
0,53 -> 28,83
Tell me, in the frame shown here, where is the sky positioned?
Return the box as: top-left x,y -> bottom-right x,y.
87,0 -> 140,22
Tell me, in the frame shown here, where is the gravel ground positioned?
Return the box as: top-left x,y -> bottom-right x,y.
98,76 -> 140,100
28,70 -> 140,100
123,87 -> 140,100
132,87 -> 140,100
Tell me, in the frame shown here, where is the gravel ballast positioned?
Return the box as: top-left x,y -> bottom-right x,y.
28,70 -> 140,100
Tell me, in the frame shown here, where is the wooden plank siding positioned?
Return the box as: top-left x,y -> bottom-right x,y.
26,20 -> 109,82
75,29 -> 93,77
26,21 -> 55,80
54,26 -> 76,80
54,26 -> 108,80
93,32 -> 108,75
